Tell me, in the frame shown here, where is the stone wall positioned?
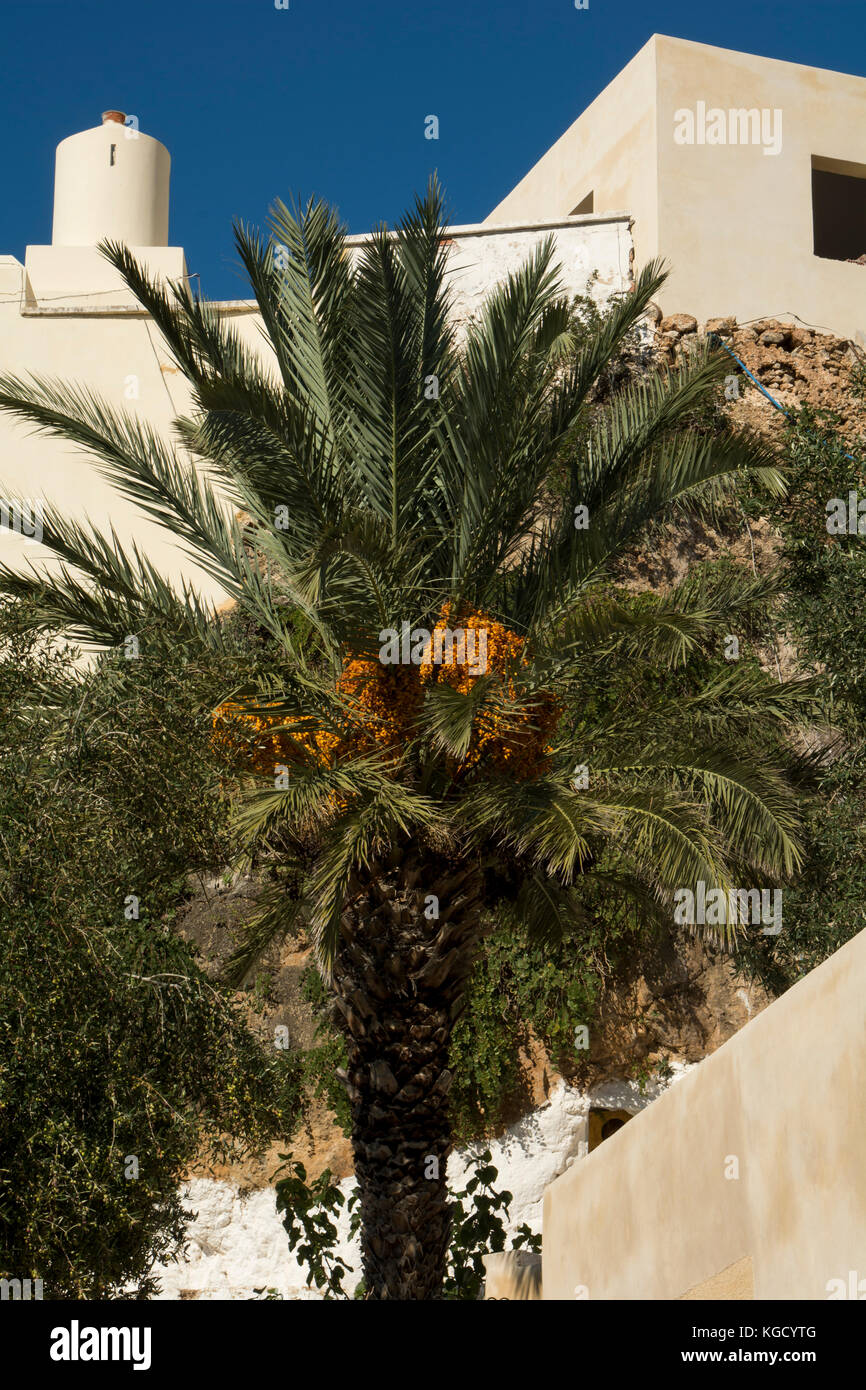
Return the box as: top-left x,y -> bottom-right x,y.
650,306 -> 866,439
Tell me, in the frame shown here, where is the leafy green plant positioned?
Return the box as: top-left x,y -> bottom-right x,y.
251,971 -> 274,1014
448,909 -> 610,1141
732,756 -> 866,993
442,1150 -> 541,1300
630,1053 -> 674,1095
274,1156 -> 359,1299
726,406 -> 866,989
298,963 -> 351,1134
273,1148 -> 539,1301
0,604 -> 302,1298
771,409 -> 866,725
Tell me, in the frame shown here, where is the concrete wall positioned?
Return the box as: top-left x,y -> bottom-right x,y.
0,217 -> 631,603
485,39 -> 657,277
542,927 -> 866,1300
0,255 -> 248,607
654,36 -> 866,337
485,35 -> 866,339
52,120 -> 171,249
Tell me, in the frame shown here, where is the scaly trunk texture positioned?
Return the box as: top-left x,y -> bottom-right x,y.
331,846 -> 484,1300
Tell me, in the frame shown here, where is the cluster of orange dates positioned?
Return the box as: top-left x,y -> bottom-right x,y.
213,605 -> 558,785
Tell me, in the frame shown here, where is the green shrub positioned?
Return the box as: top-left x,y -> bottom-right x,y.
0,606 -> 302,1298
730,408 -> 866,987
732,756 -> 866,993
273,1148 -> 539,1301
742,406 -> 866,723
448,909 -> 610,1141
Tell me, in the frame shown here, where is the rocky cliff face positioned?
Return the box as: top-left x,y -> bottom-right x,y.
611,307 -> 862,654
653,308 -> 866,439
575,930 -> 768,1086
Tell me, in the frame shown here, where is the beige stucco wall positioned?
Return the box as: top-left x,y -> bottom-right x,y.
0,255 -> 254,607
52,122 -> 171,249
654,37 -> 866,336
0,217 -> 631,606
23,246 -> 188,309
485,39 -> 658,277
542,926 -> 866,1300
486,35 -> 866,339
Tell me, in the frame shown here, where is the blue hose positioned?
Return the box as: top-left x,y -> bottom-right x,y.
707,331 -> 857,462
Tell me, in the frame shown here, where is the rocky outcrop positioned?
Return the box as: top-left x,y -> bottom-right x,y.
609,309 -> 865,599
651,311 -> 866,439
580,932 -> 769,1084
177,871 -> 355,1183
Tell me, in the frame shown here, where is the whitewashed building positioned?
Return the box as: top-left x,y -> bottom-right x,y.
0,110 -> 631,594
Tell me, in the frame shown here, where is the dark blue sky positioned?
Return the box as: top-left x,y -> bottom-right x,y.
1,0 -> 863,300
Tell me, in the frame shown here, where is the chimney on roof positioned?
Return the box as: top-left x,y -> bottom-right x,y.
51,113 -> 171,247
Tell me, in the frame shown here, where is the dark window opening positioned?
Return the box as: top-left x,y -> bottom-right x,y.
588,1107 -> 632,1152
571,191 -> 594,216
110,144 -> 117,167
812,156 -> 866,263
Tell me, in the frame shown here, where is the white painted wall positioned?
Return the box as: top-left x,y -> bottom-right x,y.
346,216 -> 633,329
150,1069 -> 690,1299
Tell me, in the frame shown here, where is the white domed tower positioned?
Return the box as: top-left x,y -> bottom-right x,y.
25,111 -> 186,307
51,111 -> 170,248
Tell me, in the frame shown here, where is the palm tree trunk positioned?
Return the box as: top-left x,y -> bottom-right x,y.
331,847 -> 483,1299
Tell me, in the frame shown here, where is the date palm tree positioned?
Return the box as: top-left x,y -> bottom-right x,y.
0,182 -> 811,1298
